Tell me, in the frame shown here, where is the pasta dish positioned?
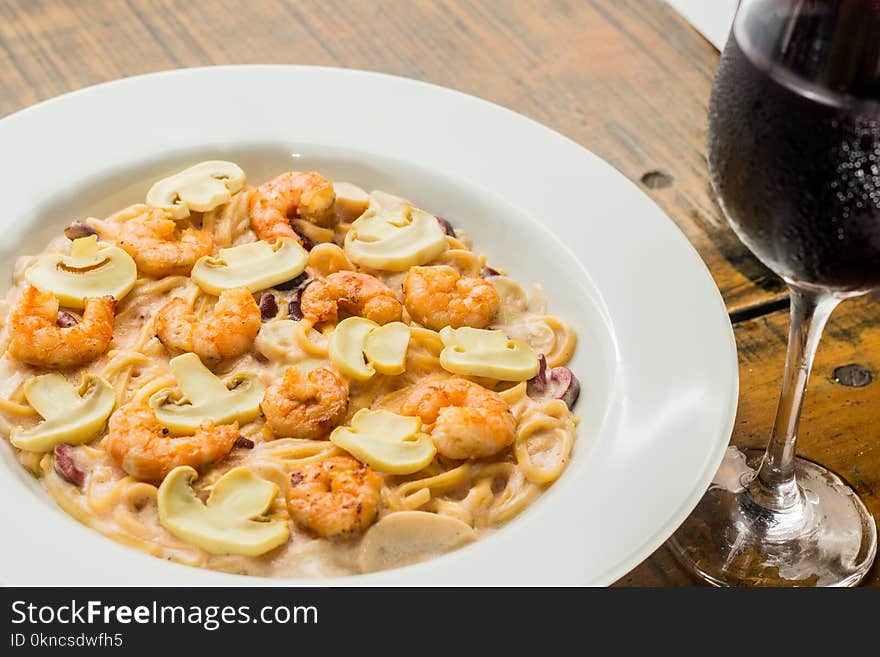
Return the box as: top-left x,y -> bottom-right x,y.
0,162 -> 579,576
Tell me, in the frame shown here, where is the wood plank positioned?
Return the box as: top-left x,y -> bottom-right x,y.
0,0 -> 786,314
615,293 -> 880,586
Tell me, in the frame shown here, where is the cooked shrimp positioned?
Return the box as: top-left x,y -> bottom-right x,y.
286,455 -> 382,538
154,287 -> 261,361
261,367 -> 349,439
402,265 -> 499,330
300,271 -> 402,325
117,206 -> 213,277
102,406 -> 238,483
7,285 -> 116,368
399,377 -> 515,459
249,171 -> 336,243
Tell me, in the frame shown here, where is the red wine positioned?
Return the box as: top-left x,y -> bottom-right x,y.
709,1 -> 880,292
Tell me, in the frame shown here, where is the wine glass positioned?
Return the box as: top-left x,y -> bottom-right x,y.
668,0 -> 879,586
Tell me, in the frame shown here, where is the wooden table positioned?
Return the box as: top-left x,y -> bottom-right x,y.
1,0 -> 877,586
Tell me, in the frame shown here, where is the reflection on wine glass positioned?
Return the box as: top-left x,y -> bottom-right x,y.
669,0 -> 878,586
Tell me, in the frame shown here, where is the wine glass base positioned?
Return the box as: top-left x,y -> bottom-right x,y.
668,448 -> 877,587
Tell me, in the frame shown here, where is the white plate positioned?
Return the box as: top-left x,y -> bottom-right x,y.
0,66 -> 737,586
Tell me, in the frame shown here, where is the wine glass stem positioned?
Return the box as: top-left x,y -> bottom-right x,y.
749,285 -> 840,512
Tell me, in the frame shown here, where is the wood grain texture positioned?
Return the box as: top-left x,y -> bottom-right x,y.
0,0 -> 786,314
616,293 -> 880,586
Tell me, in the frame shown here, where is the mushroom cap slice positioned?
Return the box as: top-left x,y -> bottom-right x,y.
369,190 -> 411,213
11,373 -> 116,452
158,466 -> 290,556
190,238 -> 308,295
344,204 -> 448,272
330,318 -> 412,380
25,236 -> 137,309
363,321 -> 410,375
439,326 -> 540,381
487,275 -> 530,325
333,182 -> 371,222
149,353 -> 265,434
330,409 -> 436,475
357,511 -> 476,573
146,160 -> 246,219
329,317 -> 377,381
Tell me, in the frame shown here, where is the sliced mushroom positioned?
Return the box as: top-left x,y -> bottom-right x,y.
439,326 -> 540,381
148,353 -> 264,434
291,219 -> 333,248
330,317 -> 413,381
146,160 -> 246,219
330,409 -> 435,475
357,511 -> 476,573
343,204 -> 448,271
11,373 -> 116,452
158,466 -> 290,556
24,236 -> 137,309
329,317 -> 377,381
487,275 -> 529,325
190,238 -> 308,295
333,182 -> 371,222
363,321 -> 410,375
369,190 -> 411,213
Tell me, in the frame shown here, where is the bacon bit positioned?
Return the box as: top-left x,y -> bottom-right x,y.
56,311 -> 79,328
481,266 -> 501,278
54,444 -> 86,488
275,272 -> 309,291
286,277 -> 312,321
291,225 -> 316,251
435,216 -> 456,237
234,436 -> 255,449
549,366 -> 581,410
290,472 -> 304,486
527,354 -> 548,396
527,355 -> 580,410
259,293 -> 278,321
64,220 -> 97,241
288,298 -> 303,321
